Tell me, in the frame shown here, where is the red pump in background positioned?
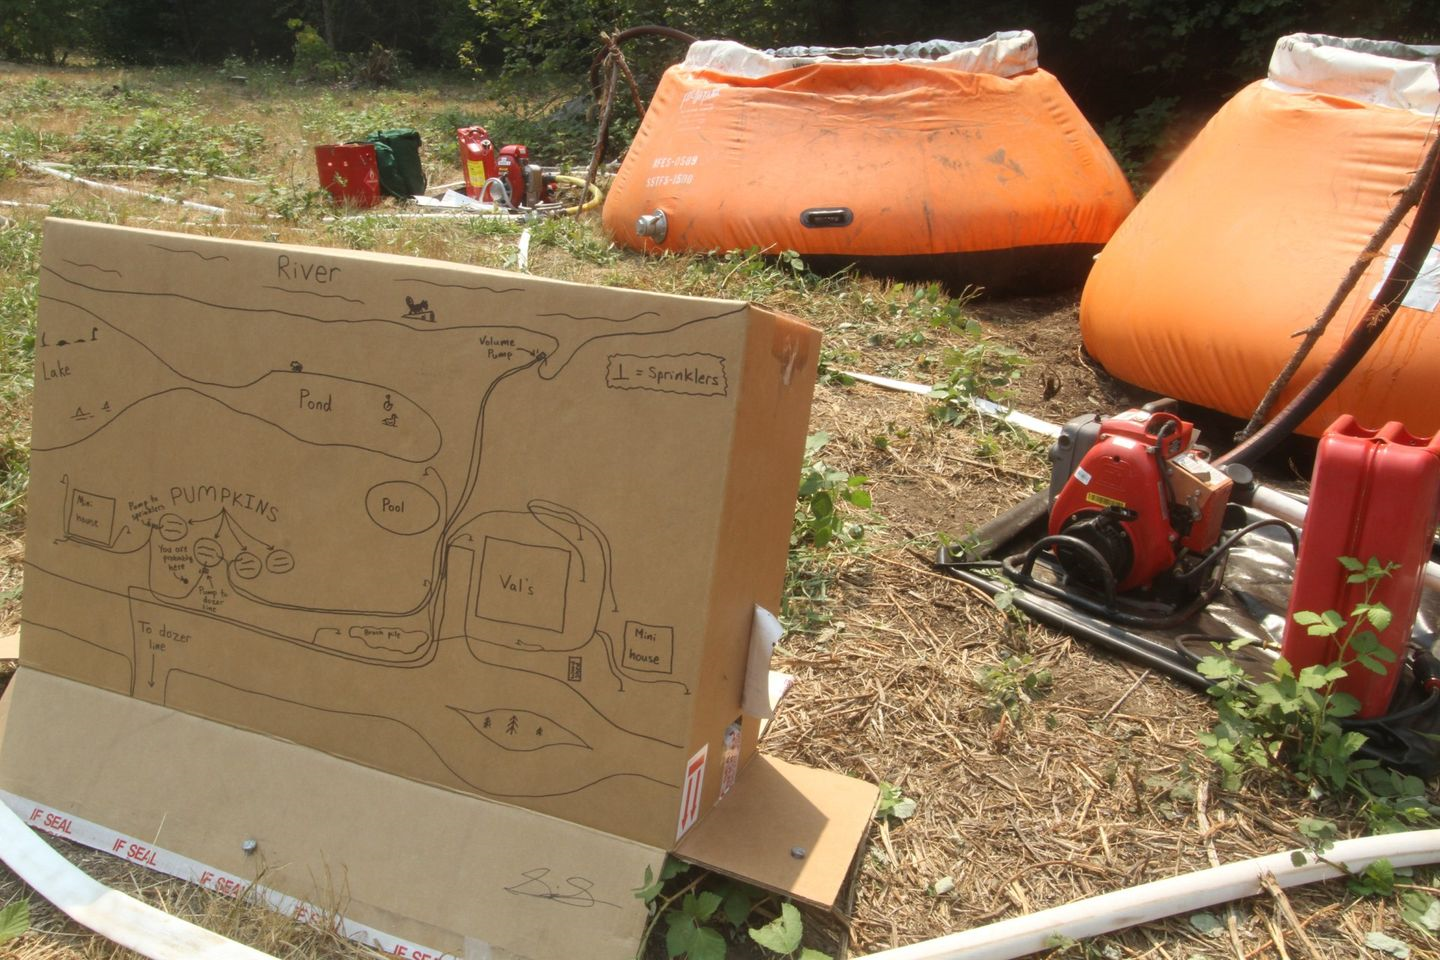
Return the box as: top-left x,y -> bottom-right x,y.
456,126 -> 497,200
497,144 -> 529,206
1282,417 -> 1440,718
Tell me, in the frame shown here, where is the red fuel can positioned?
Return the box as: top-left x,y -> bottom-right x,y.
456,125 -> 497,200
313,143 -> 381,208
1282,416 -> 1440,717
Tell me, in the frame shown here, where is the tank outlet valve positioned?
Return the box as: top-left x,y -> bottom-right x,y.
635,209 -> 668,243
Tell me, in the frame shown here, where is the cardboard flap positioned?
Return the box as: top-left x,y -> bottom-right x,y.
674,755 -> 877,908
0,669 -> 664,960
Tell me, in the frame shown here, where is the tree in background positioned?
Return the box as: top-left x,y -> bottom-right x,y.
0,0 -> 1433,173
0,0 -> 101,64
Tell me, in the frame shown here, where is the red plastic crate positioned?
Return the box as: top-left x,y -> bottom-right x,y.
1282,416 -> 1440,717
314,143 -> 381,208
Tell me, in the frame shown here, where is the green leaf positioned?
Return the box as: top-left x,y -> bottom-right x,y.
662,858 -> 691,882
1350,858 -> 1395,895
683,891 -> 723,922
1400,891 -> 1440,933
798,949 -> 833,960
722,885 -> 756,927
1357,653 -> 1393,676
1328,692 -> 1362,718
1363,931 -> 1411,958
1297,817 -> 1338,849
1189,912 -> 1224,936
1338,730 -> 1369,759
666,915 -> 697,958
1293,610 -> 1323,626
1197,656 -> 1241,679
1338,556 -> 1365,572
635,864 -> 664,901
750,902 -> 804,955
0,900 -> 29,944
803,432 -> 830,457
688,926 -> 727,960
1367,605 -> 1393,631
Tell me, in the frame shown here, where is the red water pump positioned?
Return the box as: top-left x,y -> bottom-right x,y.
1044,403 -> 1235,597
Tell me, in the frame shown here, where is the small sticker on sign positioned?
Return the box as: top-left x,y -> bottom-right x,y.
1369,242 -> 1440,312
676,744 -> 708,840
720,721 -> 742,797
1074,466 -> 1092,485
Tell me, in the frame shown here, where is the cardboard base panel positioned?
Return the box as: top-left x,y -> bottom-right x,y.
0,669 -> 663,960
1,668 -> 879,957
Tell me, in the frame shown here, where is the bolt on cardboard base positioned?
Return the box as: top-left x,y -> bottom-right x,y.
0,219 -> 878,958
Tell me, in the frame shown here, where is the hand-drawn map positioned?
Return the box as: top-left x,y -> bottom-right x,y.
23,220 -> 817,848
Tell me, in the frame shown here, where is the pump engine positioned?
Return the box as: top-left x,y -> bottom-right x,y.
1045,402 -> 1234,595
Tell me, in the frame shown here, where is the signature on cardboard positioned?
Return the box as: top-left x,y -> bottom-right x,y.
504,868 -> 617,908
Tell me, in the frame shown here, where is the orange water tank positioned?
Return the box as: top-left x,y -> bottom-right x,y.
604,33 -> 1136,292
1080,34 -> 1440,438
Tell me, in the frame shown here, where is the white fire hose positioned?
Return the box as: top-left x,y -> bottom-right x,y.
859,829 -> 1440,959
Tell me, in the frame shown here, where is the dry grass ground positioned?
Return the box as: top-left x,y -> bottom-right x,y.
0,61 -> 1435,960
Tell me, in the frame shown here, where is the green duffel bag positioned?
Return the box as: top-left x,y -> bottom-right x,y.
353,128 -> 426,199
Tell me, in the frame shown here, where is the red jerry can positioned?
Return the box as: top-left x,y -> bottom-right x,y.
314,143 -> 382,208
1282,416 -> 1440,717
456,125 -> 497,199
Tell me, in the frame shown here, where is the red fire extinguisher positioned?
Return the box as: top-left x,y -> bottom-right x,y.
456,126 -> 497,200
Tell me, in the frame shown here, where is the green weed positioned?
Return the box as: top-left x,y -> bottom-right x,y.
874,781 -> 917,821
247,181 -> 334,221
928,343 -> 1027,427
684,246 -> 826,302
815,345 -> 858,387
71,111 -> 265,178
0,122 -> 68,160
794,432 -> 870,550
1198,556 -> 1440,844
784,432 -> 871,632
976,653 -> 1053,720
0,898 -> 29,944
887,281 -> 982,333
635,858 -> 832,960
530,216 -> 618,265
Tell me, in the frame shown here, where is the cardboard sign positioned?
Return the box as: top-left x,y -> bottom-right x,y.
1,220 -> 877,957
